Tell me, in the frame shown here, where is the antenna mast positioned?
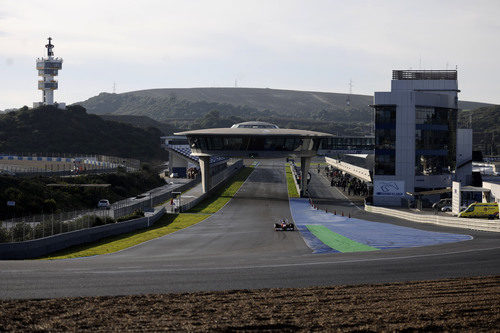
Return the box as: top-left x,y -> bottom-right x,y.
346,79 -> 353,106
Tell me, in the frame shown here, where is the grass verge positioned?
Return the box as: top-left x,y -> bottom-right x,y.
187,166 -> 254,214
42,166 -> 254,259
41,213 -> 209,259
286,164 -> 300,198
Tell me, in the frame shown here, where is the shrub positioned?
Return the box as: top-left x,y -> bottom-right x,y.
11,223 -> 33,242
90,215 -> 116,227
33,220 -> 67,239
116,209 -> 145,222
0,223 -> 10,243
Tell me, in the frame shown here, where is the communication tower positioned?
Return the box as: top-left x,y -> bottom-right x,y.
34,37 -> 64,108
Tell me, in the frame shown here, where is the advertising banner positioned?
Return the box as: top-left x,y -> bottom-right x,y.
373,180 -> 405,196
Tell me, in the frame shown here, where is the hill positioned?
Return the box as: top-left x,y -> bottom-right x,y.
458,105 -> 499,155
75,88 -> 379,136
75,87 -> 498,152
77,87 -> 492,120
0,105 -> 167,161
98,114 -> 176,135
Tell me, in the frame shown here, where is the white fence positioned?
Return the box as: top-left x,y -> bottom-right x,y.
365,204 -> 500,232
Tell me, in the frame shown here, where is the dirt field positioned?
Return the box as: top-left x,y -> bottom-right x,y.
1,276 -> 499,332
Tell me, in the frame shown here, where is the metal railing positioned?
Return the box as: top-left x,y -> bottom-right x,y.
392,70 -> 457,81
0,209 -> 113,243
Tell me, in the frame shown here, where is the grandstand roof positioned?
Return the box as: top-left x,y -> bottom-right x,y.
176,128 -> 332,137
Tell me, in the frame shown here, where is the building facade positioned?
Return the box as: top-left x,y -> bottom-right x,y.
372,70 -> 471,206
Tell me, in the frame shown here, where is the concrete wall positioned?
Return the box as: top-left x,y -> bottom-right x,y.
0,208 -> 166,260
180,160 -> 244,212
365,204 -> 499,232
325,156 -> 371,182
289,163 -> 301,196
482,181 -> 500,203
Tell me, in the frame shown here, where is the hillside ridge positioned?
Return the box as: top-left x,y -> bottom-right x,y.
0,105 -> 167,161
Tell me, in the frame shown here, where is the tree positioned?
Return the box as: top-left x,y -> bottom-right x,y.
43,198 -> 57,212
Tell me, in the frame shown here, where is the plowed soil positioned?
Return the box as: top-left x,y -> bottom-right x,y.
1,276 -> 499,332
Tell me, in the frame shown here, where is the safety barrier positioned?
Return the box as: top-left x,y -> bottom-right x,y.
365,204 -> 500,232
325,156 -> 371,182
0,208 -> 166,260
289,163 -> 301,195
112,178 -> 200,218
180,161 -> 244,212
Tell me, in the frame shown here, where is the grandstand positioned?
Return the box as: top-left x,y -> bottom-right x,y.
162,136 -> 229,178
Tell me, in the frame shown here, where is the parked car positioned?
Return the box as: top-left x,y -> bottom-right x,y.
97,199 -> 111,210
441,204 -> 468,212
432,198 -> 451,210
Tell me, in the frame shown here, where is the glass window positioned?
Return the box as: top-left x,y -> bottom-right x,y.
415,154 -> 449,175
376,129 -> 396,149
375,153 -> 395,175
375,106 -> 396,175
223,137 -> 243,150
414,107 -> 457,174
285,138 -> 300,151
191,137 -> 207,150
208,137 -> 223,150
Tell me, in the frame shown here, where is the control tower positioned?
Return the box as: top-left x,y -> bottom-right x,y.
34,37 -> 64,108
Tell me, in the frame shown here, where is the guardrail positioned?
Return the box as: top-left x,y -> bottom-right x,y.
0,208 -> 166,260
113,178 -> 200,218
365,204 -> 500,233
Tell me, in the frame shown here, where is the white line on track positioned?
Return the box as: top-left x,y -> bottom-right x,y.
95,164 -> 259,257
86,245 -> 500,274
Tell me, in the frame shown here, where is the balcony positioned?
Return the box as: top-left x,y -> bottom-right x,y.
38,81 -> 58,90
36,60 -> 63,70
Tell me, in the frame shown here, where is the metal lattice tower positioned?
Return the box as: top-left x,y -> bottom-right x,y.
36,37 -> 63,105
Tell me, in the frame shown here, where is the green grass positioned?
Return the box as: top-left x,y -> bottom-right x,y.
41,166 -> 254,259
42,213 -> 210,259
286,164 -> 300,198
187,167 -> 254,214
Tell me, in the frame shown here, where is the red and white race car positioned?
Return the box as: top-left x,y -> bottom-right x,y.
274,219 -> 295,231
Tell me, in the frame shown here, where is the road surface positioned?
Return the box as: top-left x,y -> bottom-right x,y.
1,160 -> 499,299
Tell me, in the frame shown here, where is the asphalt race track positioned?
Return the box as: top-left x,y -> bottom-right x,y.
1,160 -> 500,299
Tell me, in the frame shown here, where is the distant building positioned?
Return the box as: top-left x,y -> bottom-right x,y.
33,37 -> 65,109
372,70 -> 472,206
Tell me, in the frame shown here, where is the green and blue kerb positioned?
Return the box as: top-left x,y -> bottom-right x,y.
306,225 -> 378,253
290,198 -> 472,254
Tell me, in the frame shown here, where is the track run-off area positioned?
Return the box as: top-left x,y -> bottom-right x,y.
1,160 -> 500,300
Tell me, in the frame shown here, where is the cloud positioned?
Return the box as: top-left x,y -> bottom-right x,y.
0,0 -> 499,109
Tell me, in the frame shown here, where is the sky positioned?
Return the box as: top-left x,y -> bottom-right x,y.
1,0 -> 499,110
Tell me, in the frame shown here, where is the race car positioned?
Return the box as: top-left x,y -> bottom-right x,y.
274,219 -> 295,231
